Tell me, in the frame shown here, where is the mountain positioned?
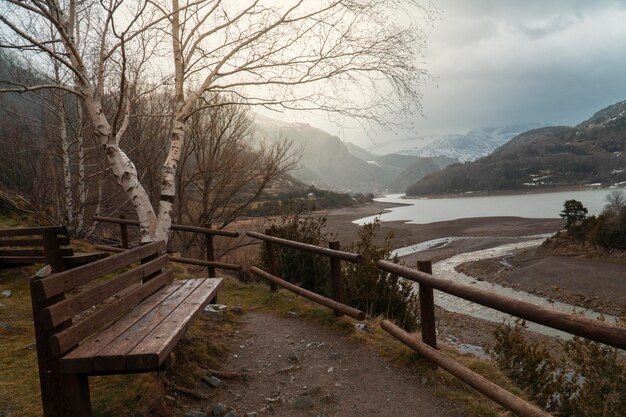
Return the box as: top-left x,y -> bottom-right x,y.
416,124 -> 547,162
406,101 -> 626,196
254,115 -> 455,193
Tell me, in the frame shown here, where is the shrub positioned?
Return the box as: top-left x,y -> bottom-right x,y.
490,320 -> 626,416
343,219 -> 420,331
259,214 -> 420,331
260,213 -> 331,295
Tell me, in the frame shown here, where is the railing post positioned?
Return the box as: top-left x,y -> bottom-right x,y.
417,260 -> 437,349
328,241 -> 344,316
265,229 -> 278,292
204,223 -> 216,278
119,214 -> 129,249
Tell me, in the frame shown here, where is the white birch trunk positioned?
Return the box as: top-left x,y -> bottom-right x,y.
59,106 -> 73,228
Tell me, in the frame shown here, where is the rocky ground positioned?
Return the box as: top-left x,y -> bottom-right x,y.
183,311 -> 465,417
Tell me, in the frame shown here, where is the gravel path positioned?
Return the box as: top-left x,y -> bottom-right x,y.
205,312 -> 464,417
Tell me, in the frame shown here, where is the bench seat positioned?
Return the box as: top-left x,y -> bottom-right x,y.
60,277 -> 222,374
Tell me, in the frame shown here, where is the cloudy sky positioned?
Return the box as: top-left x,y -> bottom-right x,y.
268,0 -> 626,147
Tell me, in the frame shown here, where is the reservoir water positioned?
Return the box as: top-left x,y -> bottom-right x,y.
354,187 -> 626,225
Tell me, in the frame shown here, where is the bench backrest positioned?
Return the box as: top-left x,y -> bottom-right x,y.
30,240 -> 171,357
0,226 -> 73,269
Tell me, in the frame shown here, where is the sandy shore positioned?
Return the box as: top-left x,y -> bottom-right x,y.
322,201 -> 563,256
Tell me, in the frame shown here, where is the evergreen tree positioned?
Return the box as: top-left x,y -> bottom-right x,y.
560,200 -> 588,229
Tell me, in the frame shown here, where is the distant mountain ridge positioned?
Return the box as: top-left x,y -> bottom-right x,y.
406,100 -> 626,196
368,123 -> 547,162
254,115 -> 455,193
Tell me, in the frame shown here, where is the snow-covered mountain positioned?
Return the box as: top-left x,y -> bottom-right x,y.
417,124 -> 547,161
368,124 -> 547,162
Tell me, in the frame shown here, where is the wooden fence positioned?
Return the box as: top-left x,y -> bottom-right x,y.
93,216 -> 241,276
245,231 -> 626,417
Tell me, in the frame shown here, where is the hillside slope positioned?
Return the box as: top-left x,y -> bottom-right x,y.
407,101 -> 626,196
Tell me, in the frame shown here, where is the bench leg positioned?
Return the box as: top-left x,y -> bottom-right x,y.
38,371 -> 92,417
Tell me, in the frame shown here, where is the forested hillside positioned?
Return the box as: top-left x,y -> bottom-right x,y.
407,101 -> 626,196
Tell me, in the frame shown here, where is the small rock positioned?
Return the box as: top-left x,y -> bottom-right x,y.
421,376 -> 428,386
327,367 -> 334,373
185,411 -> 208,417
203,304 -> 227,320
302,385 -> 321,396
287,311 -> 298,317
212,404 -> 227,416
231,306 -> 243,315
202,375 -> 225,388
1,290 -> 12,298
355,322 -> 369,332
292,396 -> 315,409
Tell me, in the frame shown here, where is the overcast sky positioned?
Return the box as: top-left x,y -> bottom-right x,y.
263,0 -> 626,147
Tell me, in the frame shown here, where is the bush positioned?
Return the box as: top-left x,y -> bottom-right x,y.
259,214 -> 420,331
343,220 -> 420,331
260,214 -> 331,295
490,320 -> 626,416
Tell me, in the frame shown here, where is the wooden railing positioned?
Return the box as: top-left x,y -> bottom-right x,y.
246,230 -> 364,319
93,216 -> 241,276
245,231 -> 626,417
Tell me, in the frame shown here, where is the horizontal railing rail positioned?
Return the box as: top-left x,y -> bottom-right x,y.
246,231 -> 363,263
93,216 -> 239,237
377,259 -> 626,350
93,216 -> 240,277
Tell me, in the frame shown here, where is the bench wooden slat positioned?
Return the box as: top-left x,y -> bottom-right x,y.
50,269 -> 174,357
0,236 -> 70,247
34,241 -> 166,302
90,279 -> 203,372
62,252 -> 109,265
59,281 -> 184,374
126,278 -> 222,370
0,226 -> 66,237
0,248 -> 74,257
41,255 -> 170,330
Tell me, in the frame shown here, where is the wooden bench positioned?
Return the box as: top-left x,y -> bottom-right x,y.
0,226 -> 107,270
29,240 -> 223,417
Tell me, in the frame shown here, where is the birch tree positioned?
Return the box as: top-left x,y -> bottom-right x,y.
0,0 -> 434,243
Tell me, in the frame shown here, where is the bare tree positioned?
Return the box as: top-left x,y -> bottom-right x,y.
0,0 -> 433,243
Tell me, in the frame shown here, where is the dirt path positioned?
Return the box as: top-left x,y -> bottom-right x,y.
205,312 -> 464,417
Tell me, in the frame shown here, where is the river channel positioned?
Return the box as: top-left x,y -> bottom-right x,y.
393,237 -> 620,340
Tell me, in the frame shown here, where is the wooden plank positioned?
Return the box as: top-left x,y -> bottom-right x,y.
63,252 -> 109,265
0,248 -> 73,256
377,260 -> 626,350
0,256 -> 45,264
41,255 -> 170,330
0,236 -> 71,247
0,226 -> 65,237
49,269 -> 174,357
34,241 -> 166,302
90,279 -> 203,372
59,281 -> 184,374
381,320 -> 551,417
126,278 -> 222,370
169,255 -> 241,271
93,216 -> 240,237
250,266 -> 366,320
